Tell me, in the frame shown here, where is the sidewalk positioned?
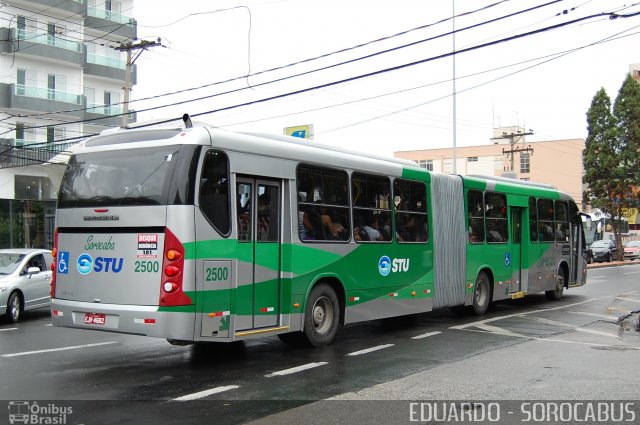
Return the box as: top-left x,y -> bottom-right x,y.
588,258 -> 640,269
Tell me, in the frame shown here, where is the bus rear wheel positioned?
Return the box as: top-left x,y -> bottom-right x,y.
472,272 -> 491,315
545,273 -> 564,301
302,283 -> 339,347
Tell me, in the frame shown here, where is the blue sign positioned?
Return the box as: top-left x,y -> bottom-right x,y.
505,253 -> 511,267
291,130 -> 307,138
379,255 -> 392,276
77,253 -> 93,275
58,251 -> 69,274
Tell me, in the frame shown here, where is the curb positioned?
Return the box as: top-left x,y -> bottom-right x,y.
588,260 -> 640,269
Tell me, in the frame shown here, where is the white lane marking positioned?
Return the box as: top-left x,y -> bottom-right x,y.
623,271 -> 640,275
616,297 -> 640,303
172,385 -> 240,402
411,331 -> 442,340
474,324 -> 527,338
347,344 -> 394,356
44,324 -> 53,327
1,341 -> 118,358
535,338 -> 638,349
0,328 -> 18,332
449,296 -> 612,330
457,326 -> 639,349
527,316 -> 574,328
567,311 -> 617,321
589,275 -> 606,279
574,328 -> 622,339
265,362 -> 328,377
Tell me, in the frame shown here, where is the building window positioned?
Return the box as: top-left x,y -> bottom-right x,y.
417,159 -> 433,171
468,156 -> 478,162
104,91 -> 120,115
520,152 -> 530,173
15,122 -> 37,146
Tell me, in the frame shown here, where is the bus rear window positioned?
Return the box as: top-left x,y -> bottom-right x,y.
58,145 -> 195,208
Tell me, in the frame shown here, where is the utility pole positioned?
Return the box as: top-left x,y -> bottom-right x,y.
491,130 -> 534,172
114,38 -> 162,127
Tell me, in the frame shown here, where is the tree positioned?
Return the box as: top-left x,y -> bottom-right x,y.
584,76 -> 640,260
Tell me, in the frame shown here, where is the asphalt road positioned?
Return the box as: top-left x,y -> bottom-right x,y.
1,264 -> 639,424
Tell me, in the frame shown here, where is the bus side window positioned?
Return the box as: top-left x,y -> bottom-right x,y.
468,190 -> 485,243
199,150 -> 230,236
555,200 -> 569,242
528,197 -> 538,242
537,198 -> 554,242
394,179 -> 428,243
484,192 -> 507,243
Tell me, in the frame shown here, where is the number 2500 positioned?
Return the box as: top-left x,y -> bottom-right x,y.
206,267 -> 228,282
135,261 -> 159,273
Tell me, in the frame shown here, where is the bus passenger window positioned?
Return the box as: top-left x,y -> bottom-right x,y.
394,179 -> 428,243
297,165 -> 350,242
485,192 -> 507,243
537,198 -> 554,242
468,190 -> 485,243
353,173 -> 392,243
555,200 -> 569,242
199,150 -> 230,236
528,197 -> 538,242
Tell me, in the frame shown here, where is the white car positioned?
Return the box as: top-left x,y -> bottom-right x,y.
0,249 -> 52,323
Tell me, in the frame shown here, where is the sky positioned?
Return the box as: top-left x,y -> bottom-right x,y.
129,0 -> 640,157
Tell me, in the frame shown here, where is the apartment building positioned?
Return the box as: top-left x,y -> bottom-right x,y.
394,127 -> 586,210
0,0 -> 137,200
0,1 -> 136,248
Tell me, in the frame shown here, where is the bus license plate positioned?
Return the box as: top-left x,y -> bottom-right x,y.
84,312 -> 106,325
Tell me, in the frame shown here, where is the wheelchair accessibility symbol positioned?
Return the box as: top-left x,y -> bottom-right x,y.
505,253 -> 511,267
58,251 -> 69,274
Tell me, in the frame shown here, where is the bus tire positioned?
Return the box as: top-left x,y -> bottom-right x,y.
472,272 -> 491,315
545,273 -> 564,301
302,283 -> 339,347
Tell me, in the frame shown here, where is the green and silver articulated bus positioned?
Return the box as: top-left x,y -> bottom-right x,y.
50,116 -> 588,347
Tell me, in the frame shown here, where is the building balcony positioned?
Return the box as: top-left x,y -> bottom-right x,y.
0,83 -> 84,118
0,138 -> 78,169
84,53 -> 137,83
84,102 -> 136,127
17,0 -> 85,16
85,7 -> 137,39
0,28 -> 83,65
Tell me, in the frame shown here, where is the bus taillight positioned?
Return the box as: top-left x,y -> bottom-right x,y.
160,228 -> 191,306
50,228 -> 58,298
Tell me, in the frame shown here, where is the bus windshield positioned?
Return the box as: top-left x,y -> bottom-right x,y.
58,145 -> 185,208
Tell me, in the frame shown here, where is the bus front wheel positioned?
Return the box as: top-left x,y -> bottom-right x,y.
472,272 -> 491,315
302,283 -> 339,347
545,273 -> 564,301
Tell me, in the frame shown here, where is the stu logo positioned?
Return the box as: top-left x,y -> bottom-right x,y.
379,256 -> 410,276
76,254 -> 124,275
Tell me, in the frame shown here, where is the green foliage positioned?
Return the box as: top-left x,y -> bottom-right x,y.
584,75 -> 640,259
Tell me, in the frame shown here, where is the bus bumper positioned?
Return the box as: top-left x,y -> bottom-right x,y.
51,298 -> 195,341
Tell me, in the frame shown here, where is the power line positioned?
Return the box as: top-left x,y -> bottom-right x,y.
135,9 -> 640,130
0,0 -> 562,124
3,3 -> 639,142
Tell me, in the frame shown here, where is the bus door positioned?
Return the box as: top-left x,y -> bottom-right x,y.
570,214 -> 588,286
509,207 -> 524,294
235,177 -> 281,330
